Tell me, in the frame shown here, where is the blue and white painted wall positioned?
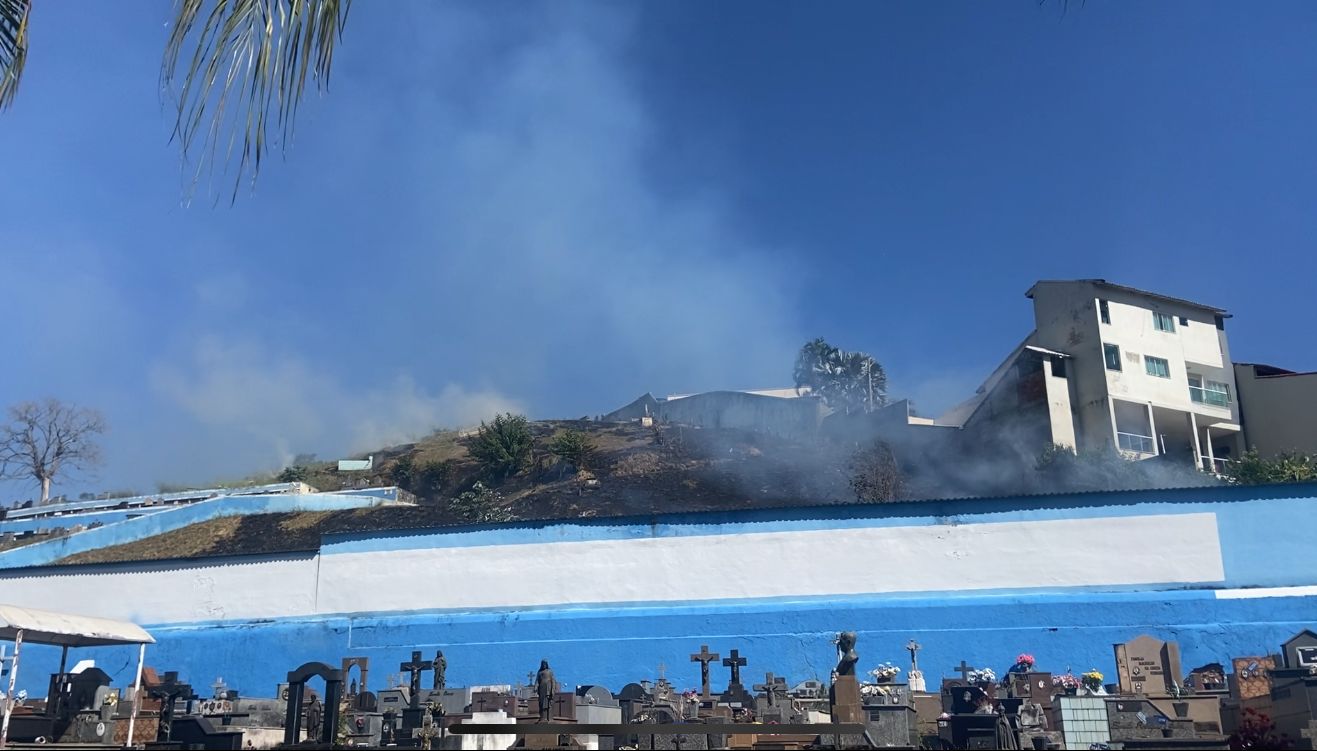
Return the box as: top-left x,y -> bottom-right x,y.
1,483 -> 1314,700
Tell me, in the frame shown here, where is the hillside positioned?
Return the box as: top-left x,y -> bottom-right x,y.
56,421 -> 860,565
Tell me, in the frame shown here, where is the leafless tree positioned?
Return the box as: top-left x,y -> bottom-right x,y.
0,399 -> 106,503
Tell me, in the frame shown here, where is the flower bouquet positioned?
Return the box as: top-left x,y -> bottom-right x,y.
1052,672 -> 1081,694
1012,653 -> 1036,673
869,662 -> 902,683
1081,669 -> 1106,694
966,667 -> 997,687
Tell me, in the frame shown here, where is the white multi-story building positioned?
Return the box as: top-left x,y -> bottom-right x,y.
940,279 -> 1244,472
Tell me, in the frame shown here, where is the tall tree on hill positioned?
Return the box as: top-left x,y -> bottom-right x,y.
0,399 -> 107,503
793,338 -> 888,415
0,0 -> 351,202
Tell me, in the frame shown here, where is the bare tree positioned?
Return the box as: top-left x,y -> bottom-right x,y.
0,399 -> 106,503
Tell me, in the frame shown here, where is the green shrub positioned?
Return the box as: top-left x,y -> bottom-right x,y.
469,413 -> 534,480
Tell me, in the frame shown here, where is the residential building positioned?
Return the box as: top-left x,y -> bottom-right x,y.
1233,362 -> 1317,457
941,279 -> 1244,472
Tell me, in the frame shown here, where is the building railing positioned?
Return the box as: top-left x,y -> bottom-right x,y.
1117,432 -> 1156,454
1188,385 -> 1230,407
1201,456 -> 1232,475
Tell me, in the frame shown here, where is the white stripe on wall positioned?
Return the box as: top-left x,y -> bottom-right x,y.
2,513 -> 1224,624
1215,585 -> 1317,600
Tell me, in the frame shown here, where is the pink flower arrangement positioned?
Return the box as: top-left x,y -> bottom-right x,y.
1015,653 -> 1036,669
1052,673 -> 1081,690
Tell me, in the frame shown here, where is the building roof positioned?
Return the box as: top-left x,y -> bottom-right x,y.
0,603 -> 155,646
1236,362 -> 1317,378
1026,279 -> 1230,316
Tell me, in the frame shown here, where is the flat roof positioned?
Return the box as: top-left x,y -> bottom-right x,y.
1026,279 -> 1230,316
0,603 -> 154,647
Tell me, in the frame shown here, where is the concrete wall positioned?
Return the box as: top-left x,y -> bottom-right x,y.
0,491 -> 405,569
1235,364 -> 1317,457
3,483 -> 1317,701
655,390 -> 827,437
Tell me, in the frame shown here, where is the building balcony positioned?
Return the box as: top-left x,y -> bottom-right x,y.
1200,456 -> 1232,475
1188,385 -> 1230,408
1117,431 -> 1156,455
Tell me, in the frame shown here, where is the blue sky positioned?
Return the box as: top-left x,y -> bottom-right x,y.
3,1 -> 1316,496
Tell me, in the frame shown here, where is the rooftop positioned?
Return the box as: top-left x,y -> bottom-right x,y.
1026,279 -> 1231,316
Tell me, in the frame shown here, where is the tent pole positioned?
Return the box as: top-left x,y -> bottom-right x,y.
0,628 -> 23,750
125,643 -> 146,748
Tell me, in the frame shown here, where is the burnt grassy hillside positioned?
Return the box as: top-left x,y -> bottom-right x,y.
56,421 -> 863,565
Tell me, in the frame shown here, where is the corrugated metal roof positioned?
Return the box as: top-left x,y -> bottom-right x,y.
0,603 -> 154,646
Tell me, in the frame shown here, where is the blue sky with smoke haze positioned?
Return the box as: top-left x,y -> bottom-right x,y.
3,1 -> 1316,496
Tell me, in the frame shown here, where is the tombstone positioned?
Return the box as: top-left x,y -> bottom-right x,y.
400,651 -> 435,709
906,639 -> 928,694
1229,655 -> 1275,701
281,661 -> 344,746
574,686 -> 621,751
690,645 -> 720,700
1114,634 -> 1184,696
718,649 -> 754,707
144,670 -> 195,743
1282,629 -> 1317,671
1007,671 -> 1054,711
1185,663 -> 1228,694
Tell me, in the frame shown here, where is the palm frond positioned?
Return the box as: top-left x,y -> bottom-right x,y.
0,0 -> 32,111
161,0 -> 351,204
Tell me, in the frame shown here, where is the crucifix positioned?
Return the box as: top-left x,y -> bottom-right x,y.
399,651 -> 434,708
753,673 -> 783,707
954,661 -> 975,682
906,640 -> 921,672
723,649 -> 748,687
690,645 -> 721,698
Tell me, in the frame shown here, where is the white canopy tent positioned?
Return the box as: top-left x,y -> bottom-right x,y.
0,604 -> 155,749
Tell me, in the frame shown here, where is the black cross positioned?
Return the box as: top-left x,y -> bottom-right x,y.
723,649 -> 748,685
552,693 -> 574,720
954,661 -> 975,682
399,651 -> 433,706
691,645 -> 721,697
474,694 -> 490,712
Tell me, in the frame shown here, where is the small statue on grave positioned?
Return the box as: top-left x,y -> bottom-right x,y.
305,695 -> 324,741
835,631 -> 859,676
433,650 -> 447,690
415,703 -> 441,750
536,659 -> 557,722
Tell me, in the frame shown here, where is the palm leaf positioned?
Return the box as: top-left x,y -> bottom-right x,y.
161,0 -> 351,204
0,0 -> 31,111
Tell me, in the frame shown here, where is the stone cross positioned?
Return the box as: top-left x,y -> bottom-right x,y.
413,706 -> 440,750
399,651 -> 433,707
723,649 -> 748,686
691,645 -> 721,698
211,677 -> 227,700
754,673 -> 785,707
906,640 -> 921,671
954,661 -> 975,682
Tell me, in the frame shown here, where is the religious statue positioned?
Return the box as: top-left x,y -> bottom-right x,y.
415,703 -> 441,750
835,631 -> 859,677
305,696 -> 323,742
536,659 -> 557,722
433,650 -> 447,690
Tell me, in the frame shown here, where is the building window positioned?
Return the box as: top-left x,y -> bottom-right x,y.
1050,356 -> 1067,379
1154,312 -> 1176,332
1179,316 -> 1189,326
1099,299 -> 1111,324
1189,375 -> 1231,406
1104,344 -> 1122,371
1145,356 -> 1170,378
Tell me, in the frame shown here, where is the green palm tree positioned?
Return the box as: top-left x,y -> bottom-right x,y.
0,0 -> 351,202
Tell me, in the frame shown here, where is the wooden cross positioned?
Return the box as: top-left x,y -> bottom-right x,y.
399,651 -> 433,706
723,649 -> 748,686
954,661 -> 975,682
690,645 -> 721,697
906,640 -> 921,671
